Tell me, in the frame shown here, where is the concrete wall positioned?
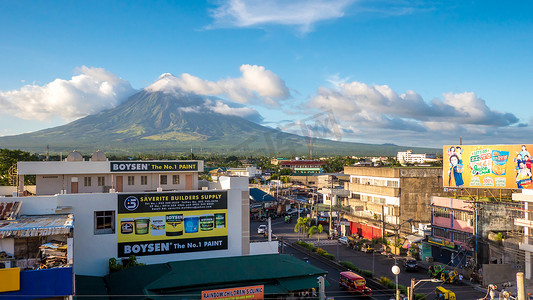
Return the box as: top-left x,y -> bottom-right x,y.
4,176 -> 249,276
479,202 -> 521,239
399,173 -> 446,224
482,264 -> 520,287
0,238 -> 14,257
249,241 -> 278,255
0,186 -> 36,197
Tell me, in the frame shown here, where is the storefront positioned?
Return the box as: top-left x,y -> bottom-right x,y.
425,236 -> 472,267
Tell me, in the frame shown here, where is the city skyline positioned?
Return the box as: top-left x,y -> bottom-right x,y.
1,0 -> 532,148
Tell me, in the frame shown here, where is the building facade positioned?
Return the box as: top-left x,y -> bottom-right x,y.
343,167 -> 446,239
397,150 -> 438,164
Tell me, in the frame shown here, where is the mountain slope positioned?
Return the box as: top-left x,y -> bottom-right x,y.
0,90 -> 439,156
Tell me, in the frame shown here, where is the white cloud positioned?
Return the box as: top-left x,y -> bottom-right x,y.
145,64 -> 290,106
306,80 -> 520,146
0,66 -> 136,121
209,0 -> 355,33
206,99 -> 263,123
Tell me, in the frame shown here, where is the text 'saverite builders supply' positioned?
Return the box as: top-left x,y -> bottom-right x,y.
110,161 -> 198,172
443,144 -> 533,189
117,191 -> 227,257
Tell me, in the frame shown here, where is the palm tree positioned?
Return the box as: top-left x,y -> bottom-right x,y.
294,217 -> 310,240
308,224 -> 323,245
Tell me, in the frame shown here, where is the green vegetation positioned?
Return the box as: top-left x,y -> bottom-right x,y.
0,148 -> 40,186
108,255 -> 145,273
308,224 -> 323,244
294,217 -> 311,238
339,261 -> 373,278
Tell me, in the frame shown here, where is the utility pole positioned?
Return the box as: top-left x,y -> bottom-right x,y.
517,272 -> 526,300
317,276 -> 325,300
408,278 -> 415,300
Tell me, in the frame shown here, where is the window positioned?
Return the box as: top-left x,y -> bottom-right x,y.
173,175 -> 180,185
387,180 -> 399,188
128,176 -> 135,185
453,231 -> 470,244
94,211 -> 115,234
160,175 -> 167,185
433,227 -> 451,239
141,176 -> 148,185
97,176 -> 105,186
453,210 -> 473,222
433,207 -> 451,218
84,177 -> 92,187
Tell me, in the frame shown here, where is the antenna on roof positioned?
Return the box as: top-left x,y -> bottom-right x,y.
460,137 -> 462,145
46,144 -> 49,161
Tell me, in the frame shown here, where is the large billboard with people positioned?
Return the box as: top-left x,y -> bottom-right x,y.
443,144 -> 533,189
117,191 -> 228,257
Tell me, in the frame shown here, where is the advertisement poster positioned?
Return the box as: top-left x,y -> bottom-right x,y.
117,191 -> 228,257
443,144 -> 533,189
202,285 -> 264,300
110,161 -> 198,172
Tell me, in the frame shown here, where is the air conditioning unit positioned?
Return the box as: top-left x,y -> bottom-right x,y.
0,261 -> 13,269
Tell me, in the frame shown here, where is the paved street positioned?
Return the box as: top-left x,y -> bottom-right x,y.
251,218 -> 487,300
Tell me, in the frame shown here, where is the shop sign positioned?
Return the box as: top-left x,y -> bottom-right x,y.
427,236 -> 444,246
443,240 -> 456,249
117,191 -> 227,257
202,285 -> 264,300
110,161 -> 198,172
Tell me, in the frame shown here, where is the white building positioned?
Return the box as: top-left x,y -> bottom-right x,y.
0,153 -> 278,279
513,189 -> 533,279
397,150 -> 437,164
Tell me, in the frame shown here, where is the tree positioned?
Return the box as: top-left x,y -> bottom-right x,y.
294,217 -> 311,239
280,168 -> 292,175
0,149 -> 40,186
308,224 -> 323,244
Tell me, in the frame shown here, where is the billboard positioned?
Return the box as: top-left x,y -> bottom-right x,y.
443,144 -> 533,189
117,191 -> 228,257
110,161 -> 198,172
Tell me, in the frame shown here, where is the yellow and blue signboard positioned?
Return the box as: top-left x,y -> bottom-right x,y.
117,191 -> 227,257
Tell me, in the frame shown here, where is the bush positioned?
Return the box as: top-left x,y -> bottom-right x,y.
296,241 -> 317,252
322,252 -> 336,260
340,261 -> 373,278
315,248 -> 326,255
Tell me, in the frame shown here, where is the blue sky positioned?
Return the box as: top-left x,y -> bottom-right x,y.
1,0 -> 532,148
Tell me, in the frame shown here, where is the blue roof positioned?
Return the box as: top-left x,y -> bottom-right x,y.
249,188 -> 276,202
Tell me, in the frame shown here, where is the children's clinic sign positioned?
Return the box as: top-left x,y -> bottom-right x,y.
117,191 -> 228,257
443,144 -> 533,189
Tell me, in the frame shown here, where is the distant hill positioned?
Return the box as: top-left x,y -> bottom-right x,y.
0,84 -> 440,156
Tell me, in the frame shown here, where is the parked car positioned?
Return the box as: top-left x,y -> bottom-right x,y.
338,236 -> 350,246
404,258 -> 418,272
361,244 -> 374,253
257,225 -> 267,234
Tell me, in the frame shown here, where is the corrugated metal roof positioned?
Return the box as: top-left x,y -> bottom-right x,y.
0,201 -> 21,220
0,214 -> 73,238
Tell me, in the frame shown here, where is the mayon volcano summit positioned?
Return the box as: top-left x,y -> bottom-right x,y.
0,74 -> 436,156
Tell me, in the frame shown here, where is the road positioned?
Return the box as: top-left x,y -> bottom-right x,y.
251,218 -> 487,300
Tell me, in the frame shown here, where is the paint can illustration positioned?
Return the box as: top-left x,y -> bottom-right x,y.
165,214 -> 183,236
134,217 -> 150,235
120,218 -> 134,234
215,213 -> 226,228
184,215 -> 199,233
200,214 -> 214,231
150,216 -> 165,236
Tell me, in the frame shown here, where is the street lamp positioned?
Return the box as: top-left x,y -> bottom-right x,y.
391,265 -> 400,300
392,218 -> 413,300
408,278 -> 441,300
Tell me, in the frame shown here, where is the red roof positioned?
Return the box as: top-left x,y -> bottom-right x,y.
280,161 -> 325,166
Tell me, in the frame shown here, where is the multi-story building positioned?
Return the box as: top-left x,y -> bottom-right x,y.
427,196 -> 475,266
343,166 -> 446,240
279,160 -> 325,172
397,150 -> 438,164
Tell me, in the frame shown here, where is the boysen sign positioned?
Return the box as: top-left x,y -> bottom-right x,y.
110,161 -> 198,172
117,191 -> 228,257
201,285 -> 264,300
443,144 -> 533,189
